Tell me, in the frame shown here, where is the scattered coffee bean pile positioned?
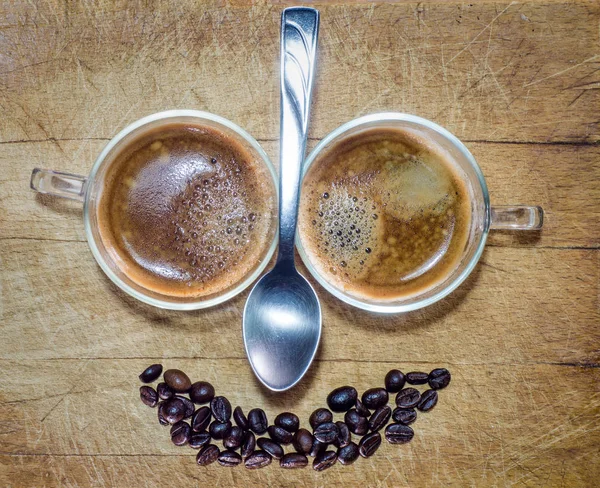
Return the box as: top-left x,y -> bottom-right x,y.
138,365 -> 451,470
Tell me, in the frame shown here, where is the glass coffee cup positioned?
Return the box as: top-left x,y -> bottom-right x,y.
30,110 -> 278,310
296,113 -> 543,313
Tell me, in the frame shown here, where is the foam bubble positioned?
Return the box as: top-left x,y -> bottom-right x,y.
303,186 -> 384,281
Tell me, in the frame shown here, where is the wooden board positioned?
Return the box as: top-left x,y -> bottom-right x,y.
0,1 -> 599,487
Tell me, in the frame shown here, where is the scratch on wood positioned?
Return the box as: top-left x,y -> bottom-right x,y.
524,55 -> 600,88
39,394 -> 67,424
445,2 -> 516,67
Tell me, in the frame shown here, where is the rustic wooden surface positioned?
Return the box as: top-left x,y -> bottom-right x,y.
0,1 -> 599,487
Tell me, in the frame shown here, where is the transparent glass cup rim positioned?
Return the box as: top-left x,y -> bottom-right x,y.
295,112 -> 491,314
80,110 -> 279,310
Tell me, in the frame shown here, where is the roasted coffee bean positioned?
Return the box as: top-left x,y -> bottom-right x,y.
361,388 -> 389,410
268,425 -> 293,445
210,396 -> 232,423
209,420 -> 231,440
309,439 -> 325,457
275,412 -> 300,433
189,381 -> 215,404
245,450 -> 272,469
280,453 -> 308,469
395,388 -> 421,409
241,431 -> 256,458
223,426 -> 244,449
406,371 -> 429,385
417,389 -> 438,412
218,449 -> 242,467
327,386 -> 358,412
385,423 -> 414,444
196,444 -> 219,465
369,405 -> 392,432
157,402 -> 168,425
428,368 -> 451,390
191,406 -> 211,432
233,406 -> 249,430
248,408 -> 268,434
358,431 -> 381,458
162,398 -> 186,424
355,399 -> 371,417
163,369 -> 191,393
293,428 -> 314,454
257,437 -> 284,459
163,369 -> 192,393
175,395 -> 194,419
189,432 -> 211,449
344,409 -> 368,435
309,408 -> 333,429
313,450 -> 337,471
334,421 -> 351,448
385,369 -> 406,393
139,364 -> 163,383
140,386 -> 158,407
157,382 -> 174,400
170,421 -> 191,446
313,422 -> 339,444
392,408 -> 417,425
337,442 -> 360,465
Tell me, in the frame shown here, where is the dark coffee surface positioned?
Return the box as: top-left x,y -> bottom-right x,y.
298,128 -> 471,301
98,123 -> 276,297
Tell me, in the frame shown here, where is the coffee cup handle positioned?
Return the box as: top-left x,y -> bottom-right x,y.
30,168 -> 88,202
490,205 -> 543,230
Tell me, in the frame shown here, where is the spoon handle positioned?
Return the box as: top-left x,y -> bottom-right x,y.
277,7 -> 320,265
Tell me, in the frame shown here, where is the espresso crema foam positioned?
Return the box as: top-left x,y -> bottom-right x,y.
298,128 -> 471,301
98,123 -> 276,298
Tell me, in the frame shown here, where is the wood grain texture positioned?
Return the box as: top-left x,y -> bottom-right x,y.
1,240 -> 598,365
0,1 -> 598,143
0,1 -> 599,487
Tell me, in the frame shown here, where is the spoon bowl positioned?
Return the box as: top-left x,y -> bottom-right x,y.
243,266 -> 321,391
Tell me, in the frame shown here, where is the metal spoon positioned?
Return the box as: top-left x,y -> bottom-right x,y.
242,7 -> 321,392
